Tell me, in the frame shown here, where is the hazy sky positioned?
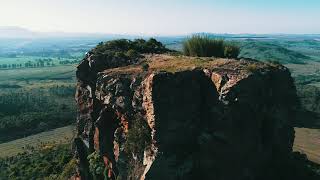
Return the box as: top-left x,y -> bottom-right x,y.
0,0 -> 319,35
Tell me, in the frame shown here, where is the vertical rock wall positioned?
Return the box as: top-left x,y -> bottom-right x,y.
74,57 -> 299,180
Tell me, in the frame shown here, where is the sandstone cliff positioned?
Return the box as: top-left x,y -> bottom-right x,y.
74,52 -> 309,180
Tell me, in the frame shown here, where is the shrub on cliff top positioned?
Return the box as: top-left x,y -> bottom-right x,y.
224,43 -> 240,58
183,35 -> 240,58
245,63 -> 259,72
92,38 -> 169,56
89,38 -> 170,71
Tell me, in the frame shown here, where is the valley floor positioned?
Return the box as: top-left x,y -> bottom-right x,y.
0,125 -> 75,157
294,127 -> 320,164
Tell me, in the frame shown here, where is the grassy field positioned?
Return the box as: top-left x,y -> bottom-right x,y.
294,127 -> 320,164
0,125 -> 75,158
0,64 -> 76,82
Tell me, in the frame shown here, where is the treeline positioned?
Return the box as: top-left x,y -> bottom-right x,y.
25,59 -> 55,68
58,59 -> 80,65
2,50 -> 74,59
0,61 -> 55,69
0,85 -> 76,143
0,59 -> 81,70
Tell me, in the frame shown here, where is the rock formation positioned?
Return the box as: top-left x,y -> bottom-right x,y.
74,51 -> 305,180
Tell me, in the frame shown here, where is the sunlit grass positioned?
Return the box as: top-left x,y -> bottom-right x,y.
183,35 -> 240,58
0,125 -> 75,157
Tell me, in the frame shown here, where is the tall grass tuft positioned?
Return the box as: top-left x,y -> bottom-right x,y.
183,35 -> 240,58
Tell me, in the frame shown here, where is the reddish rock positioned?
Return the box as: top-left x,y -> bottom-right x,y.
74,55 -> 299,180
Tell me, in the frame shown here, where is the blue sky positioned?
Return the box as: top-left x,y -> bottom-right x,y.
0,0 -> 319,35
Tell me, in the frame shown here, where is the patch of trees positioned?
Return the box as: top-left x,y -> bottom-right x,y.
0,62 -> 54,70
59,60 -> 80,65
25,59 -> 56,68
0,144 -> 75,179
297,84 -> 320,114
0,63 -> 23,69
92,38 -> 170,55
0,86 -> 76,143
0,58 -> 80,70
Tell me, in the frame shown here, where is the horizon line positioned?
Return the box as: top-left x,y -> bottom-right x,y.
1,26 -> 320,37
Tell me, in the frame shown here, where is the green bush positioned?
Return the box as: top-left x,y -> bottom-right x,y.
87,152 -> 108,180
183,35 -> 240,58
92,38 -> 169,56
126,49 -> 139,59
90,38 -> 171,71
224,44 -> 240,58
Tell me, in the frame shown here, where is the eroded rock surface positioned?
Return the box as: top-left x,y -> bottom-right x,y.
74,54 -> 301,180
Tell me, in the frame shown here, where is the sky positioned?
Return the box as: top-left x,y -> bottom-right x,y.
0,0 -> 319,35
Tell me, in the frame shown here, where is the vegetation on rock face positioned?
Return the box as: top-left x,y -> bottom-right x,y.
124,116 -> 151,157
122,116 -> 151,179
183,35 -> 240,58
87,152 -> 108,180
0,143 -> 74,180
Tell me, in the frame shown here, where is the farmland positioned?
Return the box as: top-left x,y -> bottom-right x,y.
0,38 -> 84,143
0,65 -> 77,143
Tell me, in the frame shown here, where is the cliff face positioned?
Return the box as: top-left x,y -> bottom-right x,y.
74,54 -> 299,180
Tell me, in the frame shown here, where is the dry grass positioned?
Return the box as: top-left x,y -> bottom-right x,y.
147,55 -> 227,72
294,127 -> 320,164
103,65 -> 143,75
104,54 -> 235,75
102,54 -> 282,85
245,63 -> 259,72
0,125 -> 75,157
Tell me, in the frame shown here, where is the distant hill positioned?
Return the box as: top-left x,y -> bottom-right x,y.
239,40 -> 310,64
0,28 -> 317,65
0,26 -> 132,39
0,26 -> 37,39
